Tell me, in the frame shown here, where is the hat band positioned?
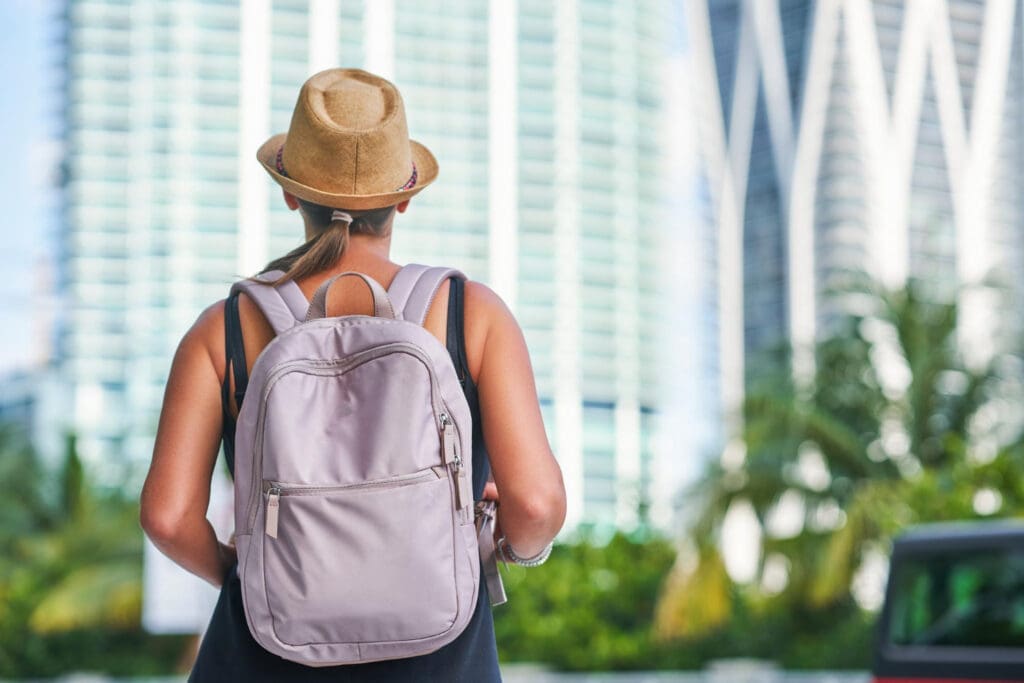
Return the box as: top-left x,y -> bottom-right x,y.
396,163 -> 418,191
275,145 -> 290,178
276,145 -> 418,193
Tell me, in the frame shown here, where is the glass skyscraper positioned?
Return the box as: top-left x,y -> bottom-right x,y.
691,0 -> 1024,406
57,0 -> 675,534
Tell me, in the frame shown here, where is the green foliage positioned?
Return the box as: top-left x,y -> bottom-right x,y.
59,434 -> 84,519
0,429 -> 188,678
493,530 -> 676,670
493,530 -> 876,670
660,593 -> 875,670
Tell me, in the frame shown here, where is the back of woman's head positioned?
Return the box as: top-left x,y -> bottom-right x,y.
261,201 -> 396,285
251,68 -> 439,287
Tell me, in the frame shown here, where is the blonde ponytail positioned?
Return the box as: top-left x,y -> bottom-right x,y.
255,201 -> 397,286
262,211 -> 353,286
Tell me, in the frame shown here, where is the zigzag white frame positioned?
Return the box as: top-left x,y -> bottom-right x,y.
688,0 -> 1019,416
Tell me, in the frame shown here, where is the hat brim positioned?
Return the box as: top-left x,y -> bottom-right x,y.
256,133 -> 439,211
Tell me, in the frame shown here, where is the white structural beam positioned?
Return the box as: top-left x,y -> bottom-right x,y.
844,0 -> 901,287
785,0 -> 842,383
309,0 -> 341,74
728,3 -> 759,215
929,0 -> 967,206
685,0 -> 746,429
693,0 -> 1023,425
654,5 -> 703,527
883,0 -> 931,288
957,0 -> 1016,369
237,0 -> 271,275
363,0 -> 395,80
750,0 -> 795,208
553,0 -> 584,530
487,0 -> 519,311
612,0 -> 642,529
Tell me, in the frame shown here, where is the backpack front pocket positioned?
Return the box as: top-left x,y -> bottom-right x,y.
259,470 -> 459,646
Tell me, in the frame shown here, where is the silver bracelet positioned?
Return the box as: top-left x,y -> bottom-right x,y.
496,536 -> 553,567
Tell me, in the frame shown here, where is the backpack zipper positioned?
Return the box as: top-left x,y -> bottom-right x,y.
247,342 -> 456,533
262,469 -> 440,538
263,469 -> 440,496
440,412 -> 471,510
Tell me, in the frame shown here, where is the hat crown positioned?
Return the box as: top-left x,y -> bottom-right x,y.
280,69 -> 414,199
307,69 -> 397,132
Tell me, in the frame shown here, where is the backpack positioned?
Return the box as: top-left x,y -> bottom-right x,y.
228,264 -> 503,666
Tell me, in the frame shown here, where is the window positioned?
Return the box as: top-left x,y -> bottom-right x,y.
887,547 -> 1024,647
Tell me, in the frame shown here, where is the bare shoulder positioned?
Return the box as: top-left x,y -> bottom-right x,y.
463,279 -> 514,327
462,279 -> 521,345
193,298 -> 227,342
235,289 -> 261,318
175,299 -> 227,374
461,279 -> 525,383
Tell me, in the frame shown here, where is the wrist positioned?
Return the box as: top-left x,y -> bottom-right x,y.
496,536 -> 553,567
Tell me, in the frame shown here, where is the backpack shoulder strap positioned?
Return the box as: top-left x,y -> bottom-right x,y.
389,264 -> 466,326
386,263 -> 430,320
229,269 -> 308,335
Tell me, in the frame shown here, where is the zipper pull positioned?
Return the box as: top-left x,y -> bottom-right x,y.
440,413 -> 458,465
458,467 -> 472,512
441,413 -> 471,510
265,487 -> 280,538
451,463 -> 464,510
451,462 -> 473,511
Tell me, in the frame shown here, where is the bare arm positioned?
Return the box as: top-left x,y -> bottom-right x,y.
468,283 -> 566,558
140,301 -> 235,588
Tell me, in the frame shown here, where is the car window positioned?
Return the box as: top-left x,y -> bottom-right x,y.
886,547 -> 1024,647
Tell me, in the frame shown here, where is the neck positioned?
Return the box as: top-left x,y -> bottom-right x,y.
343,233 -> 392,260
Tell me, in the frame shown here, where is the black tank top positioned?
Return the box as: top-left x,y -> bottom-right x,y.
189,277 -> 501,682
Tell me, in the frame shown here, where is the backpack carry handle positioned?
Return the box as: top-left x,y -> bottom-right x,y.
305,272 -> 397,321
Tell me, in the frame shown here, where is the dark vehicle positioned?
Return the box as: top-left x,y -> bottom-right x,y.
874,522 -> 1024,682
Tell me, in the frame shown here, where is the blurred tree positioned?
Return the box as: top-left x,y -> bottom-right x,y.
657,278 -> 1024,640
493,528 -> 875,670
0,430 -> 187,677
24,438 -> 142,633
493,530 -> 676,670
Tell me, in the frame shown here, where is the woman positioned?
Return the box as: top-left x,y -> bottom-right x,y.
139,68 -> 566,681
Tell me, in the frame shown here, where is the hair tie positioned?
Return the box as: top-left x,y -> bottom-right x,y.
331,210 -> 353,227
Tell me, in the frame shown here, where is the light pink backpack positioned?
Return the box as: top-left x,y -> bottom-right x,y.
228,264 -> 502,666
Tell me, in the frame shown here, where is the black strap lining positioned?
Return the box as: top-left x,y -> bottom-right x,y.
224,291 -> 248,410
446,277 -> 471,387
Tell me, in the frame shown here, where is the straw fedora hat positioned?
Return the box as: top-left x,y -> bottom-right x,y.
257,68 -> 438,211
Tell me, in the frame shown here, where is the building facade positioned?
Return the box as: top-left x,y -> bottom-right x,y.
689,0 -> 1024,408
58,0 -> 676,532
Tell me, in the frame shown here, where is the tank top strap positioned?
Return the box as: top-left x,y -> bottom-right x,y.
443,277 -> 490,499
445,276 -> 471,387
224,291 -> 248,409
220,290 -> 247,477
